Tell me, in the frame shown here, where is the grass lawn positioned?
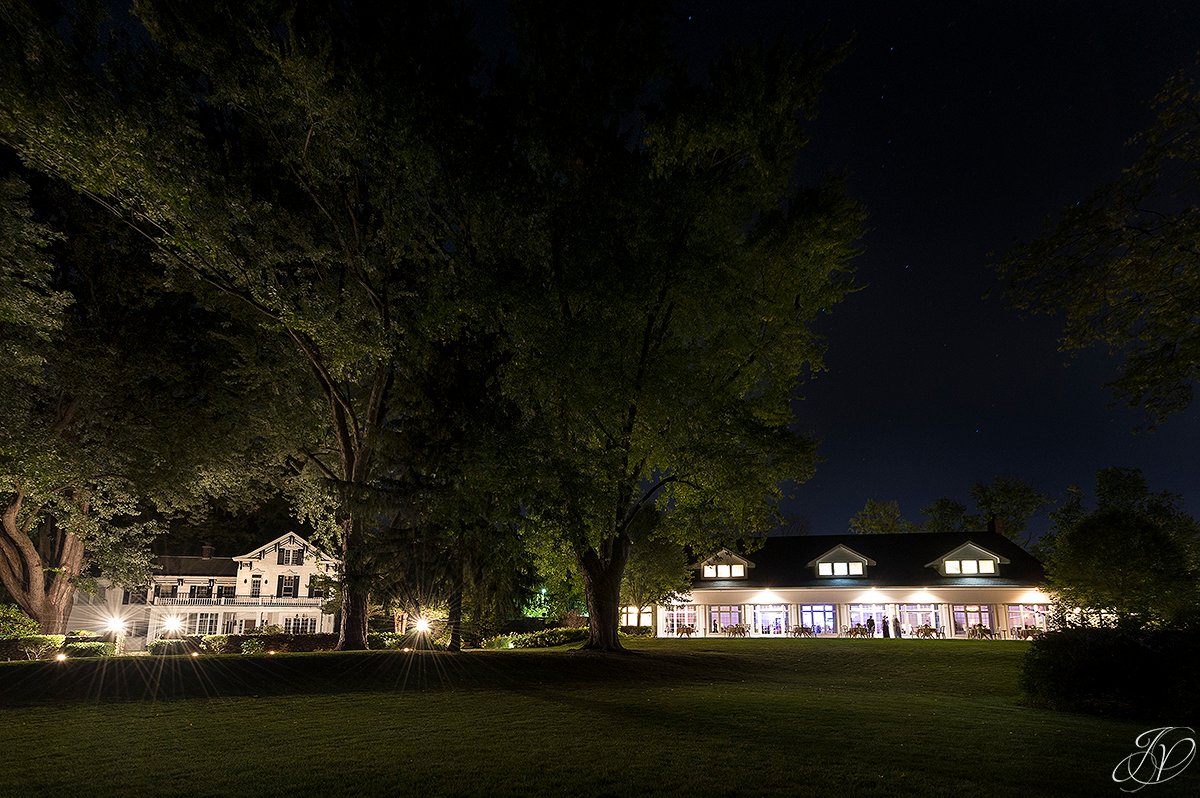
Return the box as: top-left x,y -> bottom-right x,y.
0,638 -> 1192,797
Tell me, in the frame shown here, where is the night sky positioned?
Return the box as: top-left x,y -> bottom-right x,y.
666,2 -> 1200,536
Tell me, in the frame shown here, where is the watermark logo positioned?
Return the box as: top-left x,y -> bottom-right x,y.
1112,727 -> 1196,792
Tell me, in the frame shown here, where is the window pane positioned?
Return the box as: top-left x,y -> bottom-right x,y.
945,560 -> 961,574
730,564 -> 745,578
961,560 -> 978,574
703,565 -> 716,578
717,564 -> 730,578
848,562 -> 864,576
978,559 -> 995,574
833,562 -> 848,576
818,562 -> 833,576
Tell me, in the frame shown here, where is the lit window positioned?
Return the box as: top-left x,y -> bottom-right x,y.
730,564 -> 745,578
961,560 -> 978,575
818,563 -> 833,576
703,565 -> 716,578
833,562 -> 848,576
848,562 -> 864,576
717,564 -> 731,578
945,560 -> 961,574
978,559 -> 996,574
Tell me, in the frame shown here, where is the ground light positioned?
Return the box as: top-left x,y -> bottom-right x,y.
161,615 -> 183,633
415,618 -> 430,633
55,653 -> 66,662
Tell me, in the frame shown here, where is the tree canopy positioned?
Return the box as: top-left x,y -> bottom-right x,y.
999,56 -> 1200,423
849,499 -> 916,534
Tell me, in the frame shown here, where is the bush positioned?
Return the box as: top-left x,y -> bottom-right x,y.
1021,626 -> 1200,719
240,638 -> 266,655
147,636 -> 202,655
366,632 -> 405,650
506,626 -> 590,649
481,634 -> 514,649
619,625 -> 655,637
0,605 -> 40,638
63,641 -> 116,658
200,635 -> 235,654
0,634 -> 66,661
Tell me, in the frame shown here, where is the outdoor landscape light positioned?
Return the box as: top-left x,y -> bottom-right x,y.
162,615 -> 183,633
415,618 -> 430,633
191,652 -> 199,657
105,616 -> 125,633
55,653 -> 67,662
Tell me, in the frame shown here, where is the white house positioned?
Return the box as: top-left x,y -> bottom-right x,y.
68,532 -> 340,650
625,531 -> 1053,640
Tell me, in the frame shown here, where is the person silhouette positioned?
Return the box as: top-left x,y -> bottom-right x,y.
882,616 -> 891,638
866,616 -> 876,636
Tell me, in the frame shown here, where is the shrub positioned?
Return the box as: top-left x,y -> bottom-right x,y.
68,629 -> 100,638
63,641 -> 116,658
366,632 -> 405,650
20,635 -> 66,660
506,626 -> 590,649
200,635 -> 236,654
0,605 -> 40,638
147,636 -> 202,655
240,638 -> 266,655
619,625 -> 655,637
481,634 -> 514,649
1021,626 -> 1200,719
249,624 -> 285,635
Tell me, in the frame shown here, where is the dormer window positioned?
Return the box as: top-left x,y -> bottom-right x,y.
944,559 -> 996,575
808,545 -> 874,578
817,561 -> 864,577
702,563 -> 746,579
697,550 -> 752,579
930,542 -> 1007,577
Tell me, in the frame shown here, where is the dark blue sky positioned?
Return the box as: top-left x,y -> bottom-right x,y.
670,2 -> 1200,535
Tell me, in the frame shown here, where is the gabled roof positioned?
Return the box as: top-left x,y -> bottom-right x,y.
925,540 -> 1011,568
234,532 -> 337,563
694,548 -> 755,569
152,555 -> 238,578
806,544 -> 877,568
691,531 -> 1043,589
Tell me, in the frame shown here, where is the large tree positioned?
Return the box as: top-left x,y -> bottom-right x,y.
488,4 -> 863,649
1044,468 -> 1199,627
0,169 -> 270,632
849,499 -> 917,534
999,57 -> 1200,423
968,476 -> 1047,545
1,1 -> 482,647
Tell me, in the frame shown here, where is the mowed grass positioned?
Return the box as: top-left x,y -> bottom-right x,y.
0,638 -> 1192,797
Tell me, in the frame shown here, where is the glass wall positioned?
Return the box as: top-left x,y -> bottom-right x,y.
798,604 -> 836,635
709,605 -> 742,634
621,607 -> 653,627
849,604 -> 887,635
1007,604 -> 1050,636
663,604 -> 698,635
898,604 -> 939,635
952,604 -> 993,636
752,604 -> 789,635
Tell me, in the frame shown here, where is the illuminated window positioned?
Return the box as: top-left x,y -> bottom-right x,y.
621,606 -> 652,626
818,561 -> 865,577
945,559 -> 996,575
709,605 -> 741,633
664,604 -> 697,635
717,564 -> 731,578
703,565 -> 716,578
702,562 -> 746,579
730,564 -> 745,578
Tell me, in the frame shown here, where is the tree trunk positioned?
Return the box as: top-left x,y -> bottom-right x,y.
446,561 -> 464,652
577,531 -> 632,652
337,518 -> 370,650
0,495 -> 83,634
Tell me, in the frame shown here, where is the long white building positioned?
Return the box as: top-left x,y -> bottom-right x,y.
69,532 -> 339,649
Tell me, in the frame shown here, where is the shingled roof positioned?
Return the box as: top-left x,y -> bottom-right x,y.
695,531 -> 1044,589
152,555 -> 238,578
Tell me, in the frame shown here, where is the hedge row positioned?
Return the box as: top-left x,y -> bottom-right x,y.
1020,626 -> 1199,720
0,635 -> 66,661
483,626 -> 590,649
63,641 -> 116,658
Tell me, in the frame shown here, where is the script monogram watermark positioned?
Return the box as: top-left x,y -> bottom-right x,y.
1112,727 -> 1196,792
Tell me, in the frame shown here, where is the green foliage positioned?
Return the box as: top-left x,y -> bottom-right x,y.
199,635 -> 233,654
919,498 -> 967,533
969,477 -> 1047,544
849,499 -> 916,534
1043,468 -> 1200,627
239,638 -> 266,656
999,60 -> 1200,422
62,641 -> 114,658
0,604 -> 39,638
17,634 -> 64,660
147,637 -> 201,656
1021,627 -> 1200,719
620,517 -> 692,614
495,627 -> 591,649
618,626 -> 655,638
